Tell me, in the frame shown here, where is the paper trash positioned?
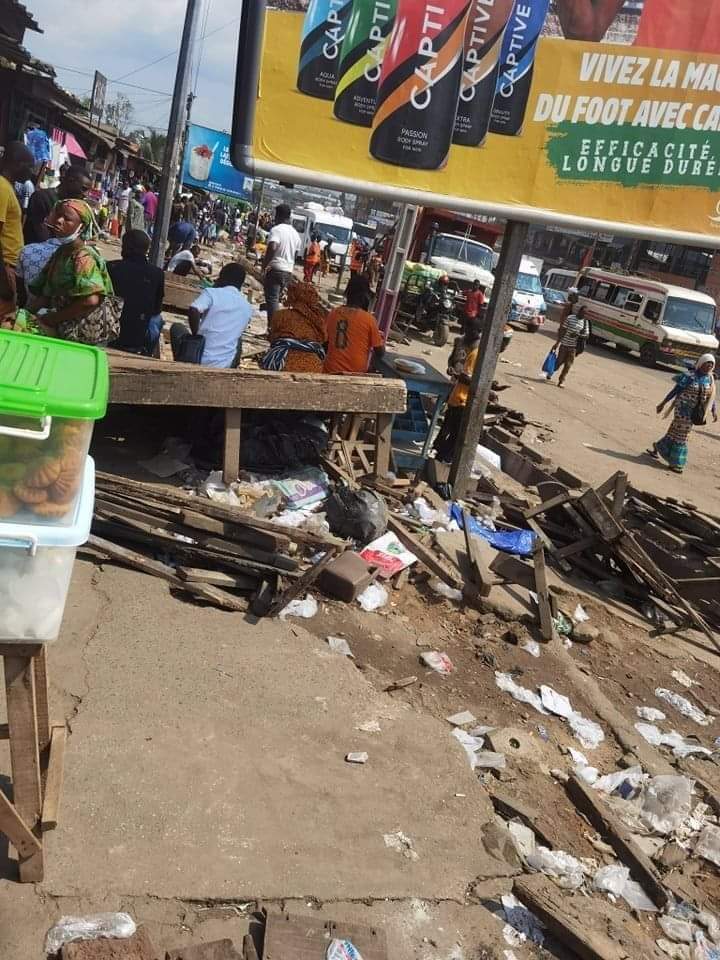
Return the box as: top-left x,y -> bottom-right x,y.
360,532 -> 417,579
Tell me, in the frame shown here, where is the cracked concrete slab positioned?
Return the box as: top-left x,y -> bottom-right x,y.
20,562 -> 497,910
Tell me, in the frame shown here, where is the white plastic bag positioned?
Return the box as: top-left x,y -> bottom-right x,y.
525,846 -> 585,890
593,765 -> 644,796
540,685 -> 573,719
327,636 -> 354,657
501,893 -> 545,946
280,594 -> 318,619
656,688 -> 711,726
695,825 -> 720,868
495,672 -> 548,715
568,712 -> 605,750
594,864 -> 630,897
45,914 -> 136,955
637,706 -> 667,723
428,578 -> 463,602
639,775 -> 694,836
422,651 -> 455,675
357,583 -> 388,612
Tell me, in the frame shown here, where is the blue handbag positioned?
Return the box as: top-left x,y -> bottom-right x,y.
542,348 -> 557,376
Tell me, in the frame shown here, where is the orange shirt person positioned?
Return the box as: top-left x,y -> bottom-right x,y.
324,275 -> 385,375
555,0 -> 720,54
303,236 -> 321,283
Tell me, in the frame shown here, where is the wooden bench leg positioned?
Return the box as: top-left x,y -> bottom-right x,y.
4,655 -> 43,881
33,647 -> 50,755
223,409 -> 242,485
373,413 -> 393,479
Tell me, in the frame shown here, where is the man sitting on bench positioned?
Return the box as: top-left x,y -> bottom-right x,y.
170,263 -> 252,367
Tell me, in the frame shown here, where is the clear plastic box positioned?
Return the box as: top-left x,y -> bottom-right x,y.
0,457 -> 94,643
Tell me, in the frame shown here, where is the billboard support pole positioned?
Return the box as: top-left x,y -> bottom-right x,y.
449,220 -> 529,498
376,203 -> 420,339
150,0 -> 202,267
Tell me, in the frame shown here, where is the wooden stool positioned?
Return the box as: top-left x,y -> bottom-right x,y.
0,643 -> 66,882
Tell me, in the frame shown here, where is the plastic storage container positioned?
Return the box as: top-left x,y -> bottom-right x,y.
0,331 -> 108,527
0,457 -> 95,642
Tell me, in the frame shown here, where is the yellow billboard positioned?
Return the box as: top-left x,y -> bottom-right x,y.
233,1 -> 720,244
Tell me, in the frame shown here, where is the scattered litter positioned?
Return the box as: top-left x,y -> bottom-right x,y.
327,636 -> 354,657
695,825 -> 720,868
271,467 -> 329,510
468,725 -> 495,738
658,916 -> 695,944
422,651 -> 455,675
357,583 -> 388,612
573,604 -> 590,622
577,766 -> 600,785
537,724 -> 550,741
521,638 -> 541,658
637,706 -> 667,723
656,688 -> 711,726
568,747 -> 589,766
45,914 -> 137,955
568,713 -> 605,750
593,765 -> 644,797
525,846 -> 585,890
501,893 -> 545,946
657,940 -> 691,960
273,507 -> 330,536
541,685 -> 573,719
383,830 -> 419,860
553,612 -> 573,636
345,752 -> 368,764
671,670 -> 697,689
359,532 -> 417,578
446,710 -> 477,727
495,672 -> 548,715
594,863 -> 630,897
635,723 -> 713,759
428,578 -> 464,602
327,939 -> 364,960
356,720 -> 381,734
639,775 -> 694,836
451,728 -> 486,770
622,879 -> 658,912
280,594 -> 318,619
507,821 -> 537,859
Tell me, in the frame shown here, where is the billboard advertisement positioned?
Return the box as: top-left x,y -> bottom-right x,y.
233,1 -> 720,244
183,123 -> 253,200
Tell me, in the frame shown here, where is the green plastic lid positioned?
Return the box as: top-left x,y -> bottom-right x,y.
0,330 -> 109,421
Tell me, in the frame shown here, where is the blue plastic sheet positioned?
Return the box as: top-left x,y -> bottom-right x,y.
450,503 -> 536,557
542,349 -> 557,377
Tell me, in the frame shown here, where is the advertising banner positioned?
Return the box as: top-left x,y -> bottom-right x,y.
183,123 -> 253,199
234,1 -> 720,244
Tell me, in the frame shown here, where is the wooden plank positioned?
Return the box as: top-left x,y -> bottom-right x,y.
0,789 -> 42,859
596,470 -> 624,498
462,510 -> 491,598
388,515 -> 462,590
108,354 -> 407,413
32,648 -> 50,755
87,535 -> 248,612
40,726 -> 66,831
179,510 -> 290,552
566,773 -> 668,909
95,472 -> 345,548
176,567 -> 259,590
223,408 -> 242,485
373,413 -> 393,479
533,542 -> 555,643
612,472 -> 628,519
267,549 -> 338,618
0,724 -> 7,739
514,875 -> 660,960
554,535 -> 598,560
523,490 -> 573,520
263,912 -> 388,960
4,655 -> 43,881
578,488 -> 624,542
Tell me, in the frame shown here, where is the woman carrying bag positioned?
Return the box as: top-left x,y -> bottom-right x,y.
647,354 -> 717,474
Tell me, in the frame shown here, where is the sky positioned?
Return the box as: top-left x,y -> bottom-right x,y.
24,0 -> 242,135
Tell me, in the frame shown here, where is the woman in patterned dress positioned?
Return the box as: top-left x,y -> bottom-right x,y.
261,281 -> 327,373
648,354 -> 717,474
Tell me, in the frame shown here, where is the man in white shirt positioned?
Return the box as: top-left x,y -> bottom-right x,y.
261,203 -> 300,325
117,184 -> 132,228
170,263 -> 252,368
166,243 -> 210,279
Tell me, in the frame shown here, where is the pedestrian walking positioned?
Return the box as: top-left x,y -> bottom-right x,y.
433,313 -> 484,463
647,354 -> 717,474
262,203 -> 301,325
125,186 -> 146,235
304,234 -> 321,283
463,279 -> 485,323
546,304 -> 589,388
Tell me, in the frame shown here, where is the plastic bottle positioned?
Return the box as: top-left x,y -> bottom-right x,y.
334,0 -> 398,126
297,0 -> 354,100
370,0 -> 472,170
453,0 -> 515,146
489,0 -> 551,136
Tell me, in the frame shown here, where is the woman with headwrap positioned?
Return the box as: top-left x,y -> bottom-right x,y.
28,198 -> 117,345
261,281 -> 327,373
647,354 -> 717,474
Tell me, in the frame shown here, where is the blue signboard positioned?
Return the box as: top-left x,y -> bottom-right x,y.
182,123 -> 253,200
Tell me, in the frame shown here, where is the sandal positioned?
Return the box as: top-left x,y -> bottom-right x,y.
645,446 -> 659,460
669,466 -> 684,474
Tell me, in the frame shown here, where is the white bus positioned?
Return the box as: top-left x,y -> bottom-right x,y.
291,203 -> 354,266
543,268 -> 577,293
576,268 -> 718,367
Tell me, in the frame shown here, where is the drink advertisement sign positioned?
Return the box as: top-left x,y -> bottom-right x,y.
183,123 -> 253,200
233,1 -> 720,245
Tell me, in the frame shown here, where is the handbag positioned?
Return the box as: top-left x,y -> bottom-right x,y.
58,295 -> 122,346
691,391 -> 708,426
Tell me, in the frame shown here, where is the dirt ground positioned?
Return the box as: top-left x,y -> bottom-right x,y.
5,244 -> 716,959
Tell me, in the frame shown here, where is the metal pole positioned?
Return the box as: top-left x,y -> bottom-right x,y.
150,0 -> 203,267
449,220 -> 529,497
375,203 -> 419,339
253,177 -> 266,244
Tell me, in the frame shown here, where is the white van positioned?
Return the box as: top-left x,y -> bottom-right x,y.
543,268 -> 577,293
509,257 -> 546,331
576,268 -> 718,367
292,203 -> 354,266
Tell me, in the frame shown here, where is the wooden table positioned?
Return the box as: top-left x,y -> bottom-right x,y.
0,644 -> 66,882
108,352 -> 408,483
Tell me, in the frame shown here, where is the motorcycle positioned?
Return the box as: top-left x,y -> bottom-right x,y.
415,281 -> 458,347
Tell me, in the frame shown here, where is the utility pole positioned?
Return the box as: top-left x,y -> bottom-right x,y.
449,220 -> 529,497
150,0 -> 202,267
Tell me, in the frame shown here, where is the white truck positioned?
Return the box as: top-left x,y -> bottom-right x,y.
425,233 -> 496,292
291,203 -> 354,267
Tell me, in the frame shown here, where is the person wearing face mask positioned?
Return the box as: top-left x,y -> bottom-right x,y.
27,199 -> 117,345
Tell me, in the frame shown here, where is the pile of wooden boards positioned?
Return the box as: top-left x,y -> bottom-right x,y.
86,472 -> 345,616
